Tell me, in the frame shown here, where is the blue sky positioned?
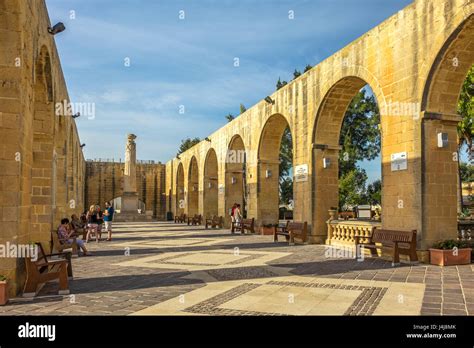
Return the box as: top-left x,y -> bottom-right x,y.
46,0 -> 415,183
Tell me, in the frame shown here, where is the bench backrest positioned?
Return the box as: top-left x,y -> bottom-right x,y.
372,229 -> 416,243
51,230 -> 61,248
242,218 -> 254,226
35,242 -> 50,265
288,222 -> 307,234
25,243 -> 48,274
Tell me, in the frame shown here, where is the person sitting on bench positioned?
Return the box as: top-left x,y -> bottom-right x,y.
58,218 -> 90,256
70,214 -> 86,239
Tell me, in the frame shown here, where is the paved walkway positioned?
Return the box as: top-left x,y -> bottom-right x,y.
1,222 -> 472,315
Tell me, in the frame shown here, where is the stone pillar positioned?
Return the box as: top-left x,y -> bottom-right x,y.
311,145 -> 340,243
121,134 -> 139,213
420,112 -> 461,250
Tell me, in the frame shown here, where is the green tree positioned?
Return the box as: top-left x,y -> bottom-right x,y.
363,179 -> 382,205
457,65 -> 473,155
279,127 -> 293,205
460,163 -> 474,183
339,89 -> 381,177
293,69 -> 301,80
457,65 -> 474,210
226,113 -> 235,122
279,177 -> 293,206
339,168 -> 368,209
276,77 -> 288,91
239,104 -> 247,114
177,137 -> 200,155
338,89 -> 381,209
304,64 -> 313,73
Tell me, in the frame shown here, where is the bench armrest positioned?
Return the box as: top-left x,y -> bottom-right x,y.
46,252 -> 70,258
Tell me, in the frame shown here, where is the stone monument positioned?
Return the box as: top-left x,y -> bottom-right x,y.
115,134 -> 148,221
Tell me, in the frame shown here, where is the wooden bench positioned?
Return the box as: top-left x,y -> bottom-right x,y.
231,218 -> 255,234
23,243 -> 70,297
187,214 -> 202,226
205,216 -> 224,229
274,221 -> 308,245
174,213 -> 186,223
273,221 -> 290,242
354,228 -> 418,266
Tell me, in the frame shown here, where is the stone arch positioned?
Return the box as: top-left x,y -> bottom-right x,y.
257,113 -> 293,225
418,14 -> 474,248
203,148 -> 219,218
311,76 -> 380,242
176,162 -> 185,215
421,14 -> 474,115
187,156 -> 199,216
225,134 -> 247,225
31,45 -> 56,242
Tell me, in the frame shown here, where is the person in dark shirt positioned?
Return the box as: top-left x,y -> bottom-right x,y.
103,201 -> 115,241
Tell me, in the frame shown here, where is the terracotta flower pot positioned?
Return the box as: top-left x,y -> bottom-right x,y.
0,281 -> 9,306
429,248 -> 472,266
261,226 -> 275,235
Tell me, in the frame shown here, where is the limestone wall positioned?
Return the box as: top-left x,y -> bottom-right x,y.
85,161 -> 166,219
0,0 -> 86,294
165,0 -> 474,250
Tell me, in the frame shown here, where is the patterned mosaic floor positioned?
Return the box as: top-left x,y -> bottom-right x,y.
0,222 -> 472,316
133,275 -> 424,316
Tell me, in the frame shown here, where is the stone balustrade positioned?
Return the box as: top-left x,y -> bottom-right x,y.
326,219 -> 381,248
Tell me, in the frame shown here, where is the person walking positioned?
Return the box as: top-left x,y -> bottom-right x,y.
103,201 -> 115,241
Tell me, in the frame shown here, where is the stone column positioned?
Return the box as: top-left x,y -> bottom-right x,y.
121,134 -> 139,212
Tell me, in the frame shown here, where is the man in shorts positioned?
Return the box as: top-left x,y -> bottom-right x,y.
104,201 -> 115,241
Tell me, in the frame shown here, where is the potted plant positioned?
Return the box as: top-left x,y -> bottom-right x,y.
429,240 -> 472,266
0,275 -> 8,306
458,208 -> 471,220
260,223 -> 277,236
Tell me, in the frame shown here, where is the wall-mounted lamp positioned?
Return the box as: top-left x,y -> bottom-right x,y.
437,132 -> 448,148
323,158 -> 331,169
80,144 -> 86,149
192,185 -> 198,192
48,22 -> 66,35
265,169 -> 272,178
205,137 -> 211,142
208,182 -> 213,189
264,96 -> 275,105
72,112 -> 81,118
231,177 -> 237,184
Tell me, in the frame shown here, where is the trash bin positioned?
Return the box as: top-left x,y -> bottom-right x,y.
166,212 -> 173,221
